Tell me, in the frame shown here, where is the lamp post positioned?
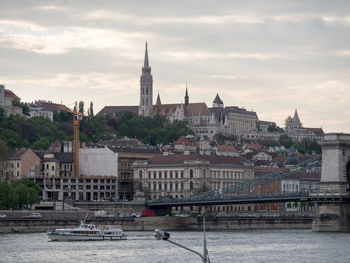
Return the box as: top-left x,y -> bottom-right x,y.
154,209 -> 209,263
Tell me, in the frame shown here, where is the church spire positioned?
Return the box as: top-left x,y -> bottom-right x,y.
144,41 -> 149,68
156,93 -> 161,106
184,83 -> 189,105
139,42 -> 153,117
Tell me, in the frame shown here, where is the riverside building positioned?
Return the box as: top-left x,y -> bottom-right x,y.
134,152 -> 255,212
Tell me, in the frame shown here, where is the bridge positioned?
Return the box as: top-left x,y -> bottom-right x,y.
146,133 -> 350,232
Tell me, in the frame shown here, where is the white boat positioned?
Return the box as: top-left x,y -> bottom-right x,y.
48,221 -> 127,241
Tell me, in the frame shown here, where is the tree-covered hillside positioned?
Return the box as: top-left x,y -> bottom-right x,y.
0,108 -> 193,154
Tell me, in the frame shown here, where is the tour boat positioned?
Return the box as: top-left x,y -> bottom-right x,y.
48,221 -> 127,241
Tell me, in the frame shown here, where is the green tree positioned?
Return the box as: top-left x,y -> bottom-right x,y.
0,181 -> 18,210
32,137 -> 51,150
88,101 -> 94,118
267,123 -> 279,133
0,129 -> 22,148
13,179 -> 41,209
0,139 -> 10,161
278,134 -> 293,148
0,107 -> 6,123
79,101 -> 84,114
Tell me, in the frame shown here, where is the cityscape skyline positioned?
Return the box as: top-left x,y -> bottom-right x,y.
0,1 -> 349,132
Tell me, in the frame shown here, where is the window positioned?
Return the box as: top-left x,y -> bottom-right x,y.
153,183 -> 156,191
181,183 -> 184,190
148,172 -> 151,179
175,183 -> 178,190
190,169 -> 193,179
190,181 -> 194,190
175,171 -> 178,179
170,171 -> 173,179
139,170 -> 143,179
181,171 -> 184,178
164,171 -> 167,179
159,183 -> 162,191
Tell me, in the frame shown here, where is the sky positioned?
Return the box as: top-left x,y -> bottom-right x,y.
0,0 -> 349,133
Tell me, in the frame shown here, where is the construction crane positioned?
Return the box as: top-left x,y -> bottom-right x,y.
69,102 -> 83,177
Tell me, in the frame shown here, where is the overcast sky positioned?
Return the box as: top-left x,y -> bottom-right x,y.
0,0 -> 349,133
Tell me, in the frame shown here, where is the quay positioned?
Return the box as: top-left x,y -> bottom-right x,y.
0,211 -> 312,234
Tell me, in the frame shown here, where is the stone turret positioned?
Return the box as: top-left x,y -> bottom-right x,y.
213,93 -> 224,108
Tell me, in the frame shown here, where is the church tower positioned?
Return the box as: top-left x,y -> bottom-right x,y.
139,42 -> 153,117
184,84 -> 189,105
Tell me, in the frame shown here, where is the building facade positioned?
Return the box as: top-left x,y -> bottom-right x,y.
134,153 -> 254,198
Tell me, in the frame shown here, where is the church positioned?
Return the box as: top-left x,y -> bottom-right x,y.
97,43 -> 322,141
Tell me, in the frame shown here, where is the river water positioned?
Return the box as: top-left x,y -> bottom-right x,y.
0,230 -> 349,263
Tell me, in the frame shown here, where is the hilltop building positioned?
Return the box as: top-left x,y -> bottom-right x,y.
0,84 -> 23,116
285,109 -> 324,141
97,44 -> 323,142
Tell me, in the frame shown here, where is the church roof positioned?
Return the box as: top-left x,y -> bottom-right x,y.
213,93 -> 223,104
184,103 -> 209,115
156,94 -> 161,106
97,106 -> 138,116
153,102 -> 209,116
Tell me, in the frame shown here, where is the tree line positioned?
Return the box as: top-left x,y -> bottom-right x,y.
0,179 -> 42,210
0,108 -> 193,160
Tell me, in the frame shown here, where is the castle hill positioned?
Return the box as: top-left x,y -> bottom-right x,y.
0,1 -> 349,262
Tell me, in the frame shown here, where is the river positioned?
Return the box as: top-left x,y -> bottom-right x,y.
0,230 -> 349,262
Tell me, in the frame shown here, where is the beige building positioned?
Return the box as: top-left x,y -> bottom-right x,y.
0,148 -> 40,181
134,153 -> 254,212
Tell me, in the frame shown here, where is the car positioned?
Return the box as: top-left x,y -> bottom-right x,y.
0,214 -> 6,218
23,213 -> 41,218
131,212 -> 141,218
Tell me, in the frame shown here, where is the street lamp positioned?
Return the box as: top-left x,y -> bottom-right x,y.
154,213 -> 210,263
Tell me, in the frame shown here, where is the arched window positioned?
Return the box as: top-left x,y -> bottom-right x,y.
190,181 -> 194,190
190,169 -> 193,179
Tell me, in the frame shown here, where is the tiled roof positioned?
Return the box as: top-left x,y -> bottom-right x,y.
97,106 -> 138,116
225,106 -> 258,117
108,146 -> 161,154
216,145 -> 237,152
184,103 -> 209,115
35,101 -> 72,113
175,136 -> 195,146
10,148 -> 28,160
148,153 -> 246,165
4,89 -> 20,100
305,127 -> 324,136
153,103 -> 210,116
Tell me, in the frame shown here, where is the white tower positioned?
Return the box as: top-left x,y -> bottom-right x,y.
139,42 -> 153,117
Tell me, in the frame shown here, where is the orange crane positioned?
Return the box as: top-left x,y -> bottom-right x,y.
69,102 -> 83,177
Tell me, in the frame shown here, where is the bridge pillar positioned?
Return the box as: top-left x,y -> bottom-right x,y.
313,133 -> 350,232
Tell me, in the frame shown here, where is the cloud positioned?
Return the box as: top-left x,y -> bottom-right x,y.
0,20 -> 151,54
